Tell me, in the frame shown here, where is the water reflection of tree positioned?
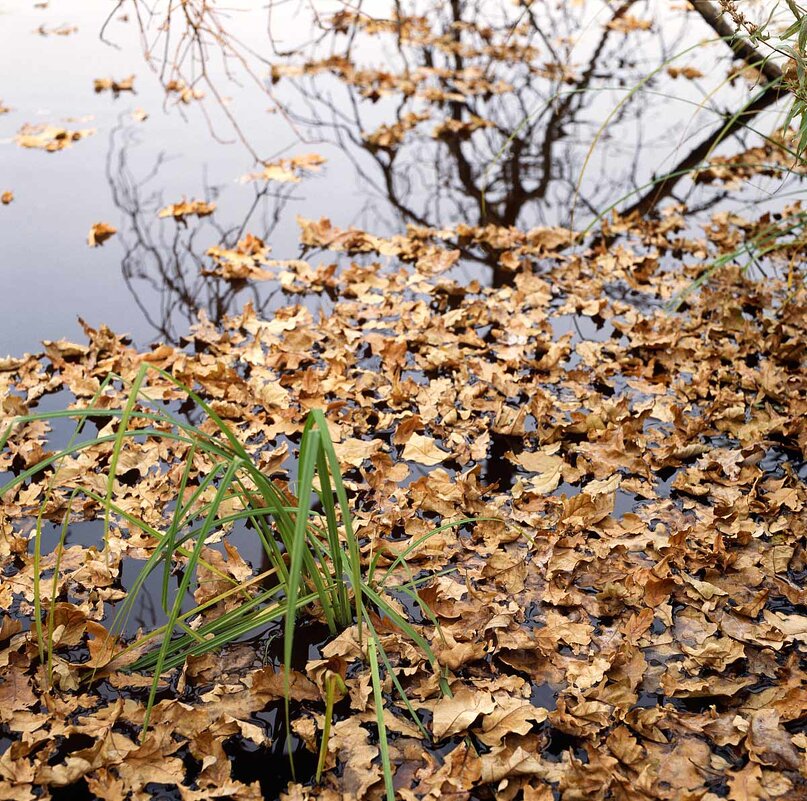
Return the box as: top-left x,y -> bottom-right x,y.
264,0 -> 797,292
274,1 -> 698,231
104,0 -> 792,314
111,1 -> 788,233
106,123 -> 293,343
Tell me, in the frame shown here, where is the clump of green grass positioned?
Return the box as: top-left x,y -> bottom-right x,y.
1,363 -> 472,798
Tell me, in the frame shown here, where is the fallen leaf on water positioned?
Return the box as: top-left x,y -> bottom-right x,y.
606,14 -> 652,32
401,432 -> 449,466
158,199 -> 216,222
35,23 -> 77,36
513,450 -> 564,493
87,222 -> 117,247
363,111 -> 430,150
94,75 -> 135,94
241,153 -> 326,183
432,114 -> 492,140
727,762 -> 765,801
205,234 -> 273,281
476,695 -> 549,746
746,709 -> 801,770
432,688 -> 496,739
668,65 -> 704,80
328,717 -> 381,798
15,123 -> 95,151
1,191 -> 12,205
165,79 -> 204,103
333,436 -> 383,469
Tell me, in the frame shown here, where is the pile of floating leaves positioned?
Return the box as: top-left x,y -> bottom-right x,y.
1,198 -> 806,800
1,3 -> 807,801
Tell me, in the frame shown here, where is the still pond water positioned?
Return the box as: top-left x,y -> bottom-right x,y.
1,0 -> 792,357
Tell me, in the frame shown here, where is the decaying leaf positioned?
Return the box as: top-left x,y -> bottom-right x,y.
401,432 -> 449,466
2,6 -> 807,801
241,153 -> 326,183
165,79 -> 204,103
35,23 -> 77,36
432,688 -> 496,739
93,75 -> 135,93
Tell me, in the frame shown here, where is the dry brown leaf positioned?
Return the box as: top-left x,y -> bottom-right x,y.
432,688 -> 495,739
329,717 -> 381,798
242,153 -> 326,183
746,709 -> 800,770
401,432 -> 449,466
158,199 -> 216,222
15,123 -> 95,151
87,222 -> 117,247
476,695 -> 548,746
94,75 -> 135,93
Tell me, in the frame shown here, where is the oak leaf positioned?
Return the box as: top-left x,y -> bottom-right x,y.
476,695 -> 548,746
401,432 -> 448,466
432,688 -> 495,739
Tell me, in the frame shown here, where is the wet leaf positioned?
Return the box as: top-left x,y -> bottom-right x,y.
401,433 -> 448,466
93,75 -> 135,93
242,154 -> 326,183
432,688 -> 495,739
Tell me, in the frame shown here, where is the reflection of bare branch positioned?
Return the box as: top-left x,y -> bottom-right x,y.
691,1 -> 782,83
623,83 -> 783,215
101,0 -> 795,289
277,1 -> 661,231
104,120 -> 299,342
101,0 -> 309,159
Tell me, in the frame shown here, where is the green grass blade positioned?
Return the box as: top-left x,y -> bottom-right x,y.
141,457 -> 241,737
310,410 -> 365,641
103,364 -> 148,559
367,632 -> 395,801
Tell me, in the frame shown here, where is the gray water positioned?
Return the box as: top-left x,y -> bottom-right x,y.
0,0 -> 795,355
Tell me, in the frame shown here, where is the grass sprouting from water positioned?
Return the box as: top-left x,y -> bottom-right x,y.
0,365 -> 480,798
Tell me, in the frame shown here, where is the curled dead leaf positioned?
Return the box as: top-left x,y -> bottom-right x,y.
401,432 -> 448,466
432,688 -> 495,739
